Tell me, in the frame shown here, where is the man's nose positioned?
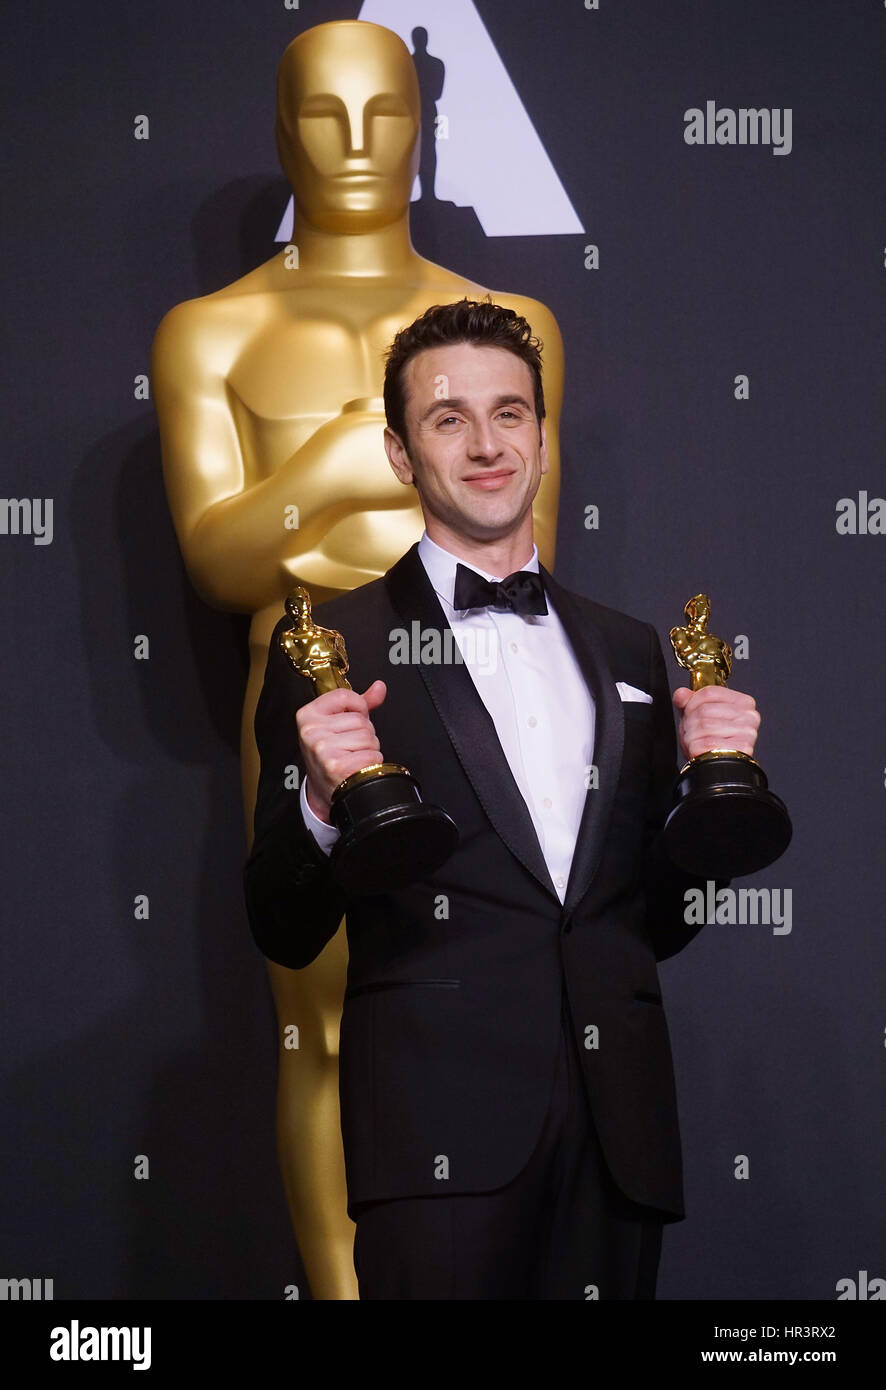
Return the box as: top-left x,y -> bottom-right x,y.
466,421 -> 502,459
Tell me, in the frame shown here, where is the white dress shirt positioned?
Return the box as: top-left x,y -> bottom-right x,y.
300,531 -> 597,903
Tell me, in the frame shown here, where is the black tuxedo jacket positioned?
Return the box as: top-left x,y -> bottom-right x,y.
244,544 -> 718,1221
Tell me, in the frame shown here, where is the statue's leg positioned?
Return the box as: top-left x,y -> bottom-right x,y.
242,661 -> 358,1301
264,937 -> 357,1300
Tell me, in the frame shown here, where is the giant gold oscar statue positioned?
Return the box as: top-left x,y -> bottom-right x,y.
151,19 -> 563,1300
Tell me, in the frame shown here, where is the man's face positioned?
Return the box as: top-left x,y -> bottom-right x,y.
385,343 -> 547,543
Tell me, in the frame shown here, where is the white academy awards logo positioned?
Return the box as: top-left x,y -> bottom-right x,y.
276,0 -> 583,242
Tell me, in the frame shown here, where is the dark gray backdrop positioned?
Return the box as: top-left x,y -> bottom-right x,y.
2,0 -> 884,1299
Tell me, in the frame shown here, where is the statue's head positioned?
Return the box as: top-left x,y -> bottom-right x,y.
684,594 -> 710,627
276,21 -> 420,232
285,586 -> 312,626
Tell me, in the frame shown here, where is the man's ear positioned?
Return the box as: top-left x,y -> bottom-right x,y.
539,417 -> 549,475
384,426 -> 415,485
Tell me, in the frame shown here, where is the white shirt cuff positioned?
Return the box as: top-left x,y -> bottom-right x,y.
299,776 -> 340,856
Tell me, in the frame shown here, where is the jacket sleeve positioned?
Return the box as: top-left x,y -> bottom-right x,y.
242,616 -> 349,969
640,621 -> 731,962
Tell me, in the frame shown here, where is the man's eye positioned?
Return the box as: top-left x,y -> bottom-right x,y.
437,415 -> 459,426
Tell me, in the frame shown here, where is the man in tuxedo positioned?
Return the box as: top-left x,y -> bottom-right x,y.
244,299 -> 761,1299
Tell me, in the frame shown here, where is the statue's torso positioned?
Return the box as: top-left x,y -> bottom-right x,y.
210,267 -> 485,646
225,284 -> 437,475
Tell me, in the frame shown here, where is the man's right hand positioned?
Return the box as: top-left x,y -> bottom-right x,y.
296,680 -> 388,824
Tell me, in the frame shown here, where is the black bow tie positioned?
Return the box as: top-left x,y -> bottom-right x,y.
453,562 -> 548,616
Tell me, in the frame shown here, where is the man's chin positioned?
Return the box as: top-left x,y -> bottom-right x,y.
451,509 -> 529,542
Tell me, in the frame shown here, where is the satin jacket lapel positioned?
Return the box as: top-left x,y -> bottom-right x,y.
384,544 -> 558,900
538,565 -> 625,915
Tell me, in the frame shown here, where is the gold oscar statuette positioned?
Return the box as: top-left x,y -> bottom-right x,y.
280,586 -> 459,895
663,593 -> 792,878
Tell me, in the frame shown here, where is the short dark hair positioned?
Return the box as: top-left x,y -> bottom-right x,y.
383,297 -> 545,451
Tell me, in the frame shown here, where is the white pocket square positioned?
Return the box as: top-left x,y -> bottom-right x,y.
616,681 -> 653,703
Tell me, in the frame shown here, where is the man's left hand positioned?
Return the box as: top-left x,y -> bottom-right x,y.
672,685 -> 761,763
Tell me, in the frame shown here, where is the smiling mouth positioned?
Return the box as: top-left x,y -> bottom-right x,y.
462,470 -> 515,488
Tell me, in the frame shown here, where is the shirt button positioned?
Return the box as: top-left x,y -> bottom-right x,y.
556,876 -> 566,890
527,715 -> 537,728
509,641 -> 518,653
543,797 -> 552,809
